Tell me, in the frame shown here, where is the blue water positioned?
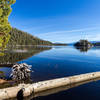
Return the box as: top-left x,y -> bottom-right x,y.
19,46 -> 100,82
1,46 -> 100,100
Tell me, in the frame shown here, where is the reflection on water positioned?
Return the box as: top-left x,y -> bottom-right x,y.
0,46 -> 52,88
0,46 -> 52,67
74,46 -> 91,52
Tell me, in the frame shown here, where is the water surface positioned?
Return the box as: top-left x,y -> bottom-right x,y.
1,46 -> 100,100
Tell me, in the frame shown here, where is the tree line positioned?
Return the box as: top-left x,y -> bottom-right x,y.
7,28 -> 52,46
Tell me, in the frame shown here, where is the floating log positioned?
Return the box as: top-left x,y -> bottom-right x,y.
0,72 -> 100,100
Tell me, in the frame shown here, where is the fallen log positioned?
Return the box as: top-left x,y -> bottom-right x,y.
0,71 -> 100,100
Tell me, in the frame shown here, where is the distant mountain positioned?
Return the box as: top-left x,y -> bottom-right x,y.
7,28 -> 52,46
87,41 -> 100,46
89,41 -> 100,43
67,42 -> 75,46
92,42 -> 100,46
53,43 -> 67,46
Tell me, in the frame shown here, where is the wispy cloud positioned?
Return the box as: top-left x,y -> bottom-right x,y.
35,26 -> 100,43
38,26 -> 100,35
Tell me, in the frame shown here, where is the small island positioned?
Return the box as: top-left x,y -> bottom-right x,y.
74,40 -> 93,52
74,40 -> 93,47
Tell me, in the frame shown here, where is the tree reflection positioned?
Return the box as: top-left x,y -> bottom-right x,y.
75,46 -> 91,52
0,46 -> 52,67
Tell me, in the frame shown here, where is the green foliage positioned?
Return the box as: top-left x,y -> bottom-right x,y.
8,28 -> 52,46
0,0 -> 16,50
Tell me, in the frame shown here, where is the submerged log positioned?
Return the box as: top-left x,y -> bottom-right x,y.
0,72 -> 100,100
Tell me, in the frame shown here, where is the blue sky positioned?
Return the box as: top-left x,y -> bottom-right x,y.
9,0 -> 100,43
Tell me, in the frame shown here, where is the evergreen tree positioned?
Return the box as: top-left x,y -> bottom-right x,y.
8,28 -> 52,46
0,0 -> 16,50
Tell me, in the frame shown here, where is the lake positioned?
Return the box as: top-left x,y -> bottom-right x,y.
1,45 -> 100,100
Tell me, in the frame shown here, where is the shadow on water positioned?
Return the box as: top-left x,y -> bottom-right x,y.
0,46 -> 52,67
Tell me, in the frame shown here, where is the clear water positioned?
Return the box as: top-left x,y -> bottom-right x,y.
1,46 -> 100,100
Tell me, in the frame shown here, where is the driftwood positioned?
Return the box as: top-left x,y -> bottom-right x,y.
0,72 -> 100,100
10,63 -> 32,81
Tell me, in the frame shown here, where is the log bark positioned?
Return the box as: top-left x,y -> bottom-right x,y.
0,72 -> 100,100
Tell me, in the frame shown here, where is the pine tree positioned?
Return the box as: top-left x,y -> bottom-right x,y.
0,0 -> 16,50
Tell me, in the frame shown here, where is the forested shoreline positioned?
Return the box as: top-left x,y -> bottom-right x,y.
7,28 -> 52,46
